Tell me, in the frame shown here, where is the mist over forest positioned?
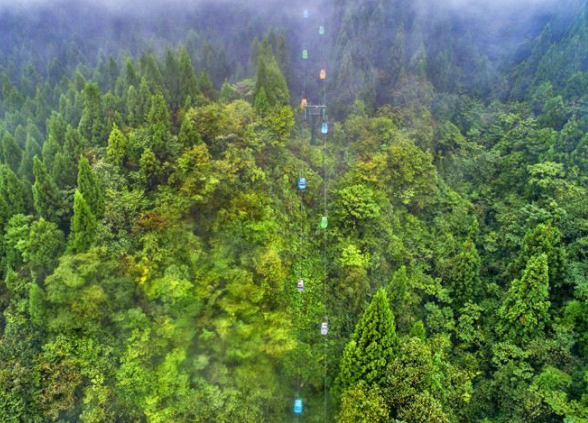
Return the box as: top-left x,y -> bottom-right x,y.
2,0 -> 588,422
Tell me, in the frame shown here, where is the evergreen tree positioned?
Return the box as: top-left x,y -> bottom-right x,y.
147,92 -> 171,133
78,82 -> 106,146
449,239 -> 481,308
254,87 -> 271,115
498,254 -> 551,344
178,115 -> 202,147
178,47 -> 200,103
511,223 -> 567,289
68,190 -> 97,254
164,49 -> 181,108
124,57 -> 140,89
199,70 -> 215,100
1,133 -> 23,173
339,382 -> 389,423
41,135 -> 60,173
336,289 -> 396,393
32,157 -> 61,223
254,37 -> 290,107
77,156 -> 104,219
106,124 -> 128,168
0,164 -> 27,219
25,218 -> 65,282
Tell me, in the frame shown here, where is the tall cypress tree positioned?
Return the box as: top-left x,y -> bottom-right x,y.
254,37 -> 290,107
336,289 -> 397,393
77,156 -> 104,219
1,133 -> 23,173
449,239 -> 481,308
178,115 -> 201,147
68,190 -> 97,254
32,157 -> 61,224
498,253 -> 551,344
178,47 -> 200,102
78,82 -> 106,146
0,164 -> 27,218
106,124 -> 128,168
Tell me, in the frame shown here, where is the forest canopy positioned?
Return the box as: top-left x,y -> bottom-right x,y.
2,0 -> 588,422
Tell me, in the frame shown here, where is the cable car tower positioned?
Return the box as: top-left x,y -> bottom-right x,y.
302,102 -> 328,145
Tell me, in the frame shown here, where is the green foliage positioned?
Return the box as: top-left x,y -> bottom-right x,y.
32,157 -> 61,224
384,337 -> 472,423
0,164 -> 27,226
338,382 -> 389,423
25,218 -> 65,281
448,239 -> 481,307
77,156 -> 105,219
336,289 -> 396,393
68,190 -> 97,254
106,124 -> 128,168
254,37 -> 290,107
1,8 -> 588,421
78,82 -> 106,146
498,254 -> 551,344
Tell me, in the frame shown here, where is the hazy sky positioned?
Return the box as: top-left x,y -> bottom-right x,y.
0,0 -> 562,10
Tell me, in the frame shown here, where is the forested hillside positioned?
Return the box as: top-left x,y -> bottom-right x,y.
2,0 -> 588,422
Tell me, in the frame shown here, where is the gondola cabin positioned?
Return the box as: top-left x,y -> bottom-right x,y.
320,69 -> 326,80
300,98 -> 307,110
302,49 -> 308,60
297,279 -> 305,292
297,178 -> 307,191
321,322 -> 328,335
320,216 -> 328,229
303,9 -> 309,18
321,122 -> 328,134
319,26 -> 325,35
293,398 -> 304,415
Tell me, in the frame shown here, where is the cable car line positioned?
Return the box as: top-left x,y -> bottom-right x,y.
295,3 -> 330,421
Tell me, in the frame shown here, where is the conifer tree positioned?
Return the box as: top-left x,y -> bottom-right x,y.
0,164 -> 27,218
41,135 -> 60,173
148,92 -> 171,133
178,47 -> 200,102
68,190 -> 97,254
18,137 -> 40,183
178,115 -> 201,147
165,49 -> 181,108
1,133 -> 23,173
511,223 -> 566,288
498,253 -> 551,344
106,124 -> 128,167
199,70 -> 215,100
77,156 -> 104,219
78,82 -> 106,146
254,87 -> 271,115
339,382 -> 389,423
336,289 -> 396,393
32,157 -> 61,223
26,218 -> 65,282
254,37 -> 290,107
124,57 -> 140,89
449,239 -> 481,308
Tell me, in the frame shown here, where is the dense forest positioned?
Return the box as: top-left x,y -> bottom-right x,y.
2,0 -> 588,421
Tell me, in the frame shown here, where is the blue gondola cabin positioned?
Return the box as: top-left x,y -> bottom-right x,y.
297,178 -> 307,190
294,398 -> 304,415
